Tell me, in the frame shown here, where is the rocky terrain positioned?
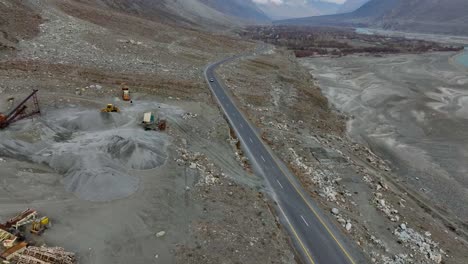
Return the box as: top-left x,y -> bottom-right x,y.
0,0 -> 296,263
216,46 -> 468,263
2,0 -> 468,263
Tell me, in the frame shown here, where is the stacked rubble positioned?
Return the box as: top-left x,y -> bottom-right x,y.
15,247 -> 75,264
394,225 -> 444,263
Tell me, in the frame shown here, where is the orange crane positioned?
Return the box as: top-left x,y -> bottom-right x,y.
0,90 -> 40,129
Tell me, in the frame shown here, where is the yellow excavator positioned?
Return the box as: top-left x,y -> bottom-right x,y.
101,104 -> 120,113
30,216 -> 50,235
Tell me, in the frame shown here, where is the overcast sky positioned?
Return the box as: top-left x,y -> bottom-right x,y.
253,0 -> 347,5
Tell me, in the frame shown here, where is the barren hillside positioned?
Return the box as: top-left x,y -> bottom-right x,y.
277,0 -> 468,36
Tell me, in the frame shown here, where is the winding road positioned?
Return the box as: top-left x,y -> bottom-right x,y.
204,47 -> 364,264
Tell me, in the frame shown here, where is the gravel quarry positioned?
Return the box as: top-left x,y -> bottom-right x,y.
0,1 -> 297,263
0,104 -> 174,201
5,0 -> 468,263
0,93 -> 294,264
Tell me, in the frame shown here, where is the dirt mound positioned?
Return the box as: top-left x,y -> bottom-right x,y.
48,150 -> 137,202
105,133 -> 168,170
53,111 -> 132,132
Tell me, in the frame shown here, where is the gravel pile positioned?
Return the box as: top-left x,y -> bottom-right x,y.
0,107 -> 169,201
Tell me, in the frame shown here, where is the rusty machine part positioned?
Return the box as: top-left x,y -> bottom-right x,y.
0,90 -> 40,129
158,119 -> 167,131
0,209 -> 36,230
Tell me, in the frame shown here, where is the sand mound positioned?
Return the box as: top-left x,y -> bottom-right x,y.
104,133 -> 167,170
51,110 -> 132,132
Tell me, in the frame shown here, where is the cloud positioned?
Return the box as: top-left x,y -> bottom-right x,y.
252,0 -> 285,5
320,0 -> 347,4
253,0 -> 347,5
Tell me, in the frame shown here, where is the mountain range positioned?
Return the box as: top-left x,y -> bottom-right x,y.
337,0 -> 371,14
276,0 -> 468,35
70,0 -> 269,28
254,0 -> 343,20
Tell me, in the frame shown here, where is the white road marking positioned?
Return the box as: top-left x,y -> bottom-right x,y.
300,215 -> 310,227
276,180 -> 284,189
261,155 -> 266,163
249,137 -> 253,143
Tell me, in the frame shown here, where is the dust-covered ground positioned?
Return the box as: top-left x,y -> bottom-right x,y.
0,95 -> 295,264
0,0 -> 296,263
217,47 -> 468,263
301,52 -> 468,222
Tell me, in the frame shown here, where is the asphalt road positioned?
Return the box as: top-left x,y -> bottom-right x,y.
204,47 -> 364,264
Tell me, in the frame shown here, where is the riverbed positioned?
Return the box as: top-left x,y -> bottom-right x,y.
301,52 -> 468,221
456,47 -> 468,68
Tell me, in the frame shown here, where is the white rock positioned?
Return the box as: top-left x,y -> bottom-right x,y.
430,252 -> 442,263
189,163 -> 197,169
156,231 -> 166,238
331,208 -> 339,215
400,223 -> 407,230
345,223 -> 352,231
380,199 -> 386,207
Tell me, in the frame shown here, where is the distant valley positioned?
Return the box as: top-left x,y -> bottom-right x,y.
276,0 -> 468,36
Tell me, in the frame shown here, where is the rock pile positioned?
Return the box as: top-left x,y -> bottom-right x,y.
374,192 -> 400,222
289,147 -> 340,201
177,148 -> 223,185
181,112 -> 198,120
394,225 -> 444,263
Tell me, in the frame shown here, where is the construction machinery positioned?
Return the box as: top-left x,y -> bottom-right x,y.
30,217 -> 49,236
0,209 -> 36,230
0,229 -> 14,245
0,90 -> 40,129
0,210 -> 74,264
1,242 -> 27,261
121,84 -> 131,101
141,112 -> 166,131
101,104 -> 120,113
17,246 -> 76,264
0,209 -> 49,235
13,211 -> 38,230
